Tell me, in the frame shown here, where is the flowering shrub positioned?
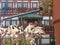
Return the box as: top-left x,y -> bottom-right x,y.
0,24 -> 45,45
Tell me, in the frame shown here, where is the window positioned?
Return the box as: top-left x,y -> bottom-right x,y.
0,3 -> 2,13
2,21 -> 5,26
41,39 -> 50,44
42,20 -> 44,24
44,20 -> 49,26
8,0 -> 13,1
23,0 -> 28,1
32,3 -> 37,8
2,2 -> 7,14
17,0 -> 22,1
32,0 -> 37,1
24,2 -> 28,8
6,20 -> 10,26
2,2 -> 6,8
12,20 -> 17,26
17,2 -> 22,8
0,3 -> 1,9
8,2 -> 13,8
2,0 -> 6,2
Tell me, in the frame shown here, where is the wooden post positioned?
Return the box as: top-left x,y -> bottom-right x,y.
53,0 -> 60,45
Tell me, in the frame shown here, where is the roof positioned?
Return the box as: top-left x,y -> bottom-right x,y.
3,10 -> 42,20
19,13 -> 42,19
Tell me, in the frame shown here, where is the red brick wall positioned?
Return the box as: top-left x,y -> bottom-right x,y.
53,0 -> 60,45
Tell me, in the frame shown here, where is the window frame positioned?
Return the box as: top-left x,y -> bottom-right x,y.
5,20 -> 10,27
7,2 -> 13,8
1,2 -> 7,13
2,2 -> 7,9
17,2 -> 22,8
23,2 -> 28,8
12,20 -> 17,26
44,20 -> 49,26
32,2 -> 37,8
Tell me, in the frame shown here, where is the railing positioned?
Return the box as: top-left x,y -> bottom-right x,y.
0,8 -> 18,16
44,26 -> 54,35
0,8 -> 38,16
